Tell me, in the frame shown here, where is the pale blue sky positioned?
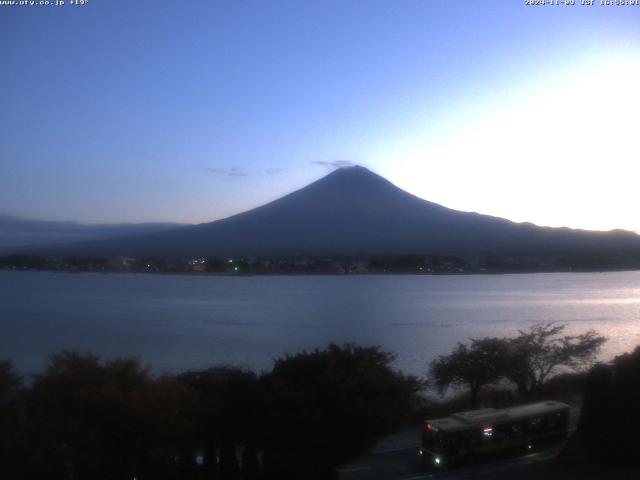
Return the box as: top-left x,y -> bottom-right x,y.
1,0 -> 639,231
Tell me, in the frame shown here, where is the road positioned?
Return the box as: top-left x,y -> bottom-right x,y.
339,443 -> 565,480
338,405 -> 582,480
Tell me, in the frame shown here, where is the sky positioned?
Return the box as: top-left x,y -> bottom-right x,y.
1,0 -> 639,232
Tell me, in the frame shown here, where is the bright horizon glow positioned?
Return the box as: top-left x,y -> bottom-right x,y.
380,51 -> 640,233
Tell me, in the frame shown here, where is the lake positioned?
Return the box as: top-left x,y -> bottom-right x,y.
2,270 -> 640,377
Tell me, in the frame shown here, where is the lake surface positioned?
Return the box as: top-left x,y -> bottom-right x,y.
2,270 -> 640,377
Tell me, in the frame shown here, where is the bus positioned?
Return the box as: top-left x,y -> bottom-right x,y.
419,401 -> 570,468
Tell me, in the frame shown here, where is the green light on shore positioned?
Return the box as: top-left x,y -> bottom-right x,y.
233,266 -> 239,272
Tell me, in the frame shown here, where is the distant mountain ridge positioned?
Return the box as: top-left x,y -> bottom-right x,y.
0,214 -> 185,248
6,166 -> 640,259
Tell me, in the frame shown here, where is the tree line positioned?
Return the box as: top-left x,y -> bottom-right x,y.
5,253 -> 638,275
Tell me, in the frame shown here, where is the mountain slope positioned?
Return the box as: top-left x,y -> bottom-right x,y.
11,166 -> 640,258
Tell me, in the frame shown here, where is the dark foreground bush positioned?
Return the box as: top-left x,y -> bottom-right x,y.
563,346 -> 640,468
0,344 -> 420,480
21,352 -> 197,480
261,344 -> 421,479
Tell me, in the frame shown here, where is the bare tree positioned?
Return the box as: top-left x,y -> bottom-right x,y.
429,325 -> 606,404
506,323 -> 606,397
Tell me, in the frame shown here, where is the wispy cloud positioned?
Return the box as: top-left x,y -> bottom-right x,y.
265,167 -> 287,175
204,167 -> 247,177
310,160 -> 355,169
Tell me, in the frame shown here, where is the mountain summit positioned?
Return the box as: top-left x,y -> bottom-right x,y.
14,166 -> 640,258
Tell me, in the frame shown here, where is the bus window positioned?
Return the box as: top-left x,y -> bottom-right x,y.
527,417 -> 543,433
465,431 -> 482,448
493,424 -> 511,443
511,423 -> 524,438
559,411 -> 569,428
447,433 -> 462,449
545,412 -> 568,431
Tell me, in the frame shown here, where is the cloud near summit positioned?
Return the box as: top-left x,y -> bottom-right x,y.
310,160 -> 355,169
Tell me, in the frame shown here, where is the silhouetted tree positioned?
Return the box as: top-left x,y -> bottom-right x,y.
27,351 -> 196,480
179,367 -> 262,480
429,337 -> 510,408
568,345 -> 640,467
505,323 -> 606,397
0,360 -> 23,477
261,344 -> 421,480
143,375 -> 198,480
0,360 -> 21,398
241,444 -> 260,480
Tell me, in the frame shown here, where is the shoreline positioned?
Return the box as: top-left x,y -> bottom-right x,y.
2,267 -> 640,277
